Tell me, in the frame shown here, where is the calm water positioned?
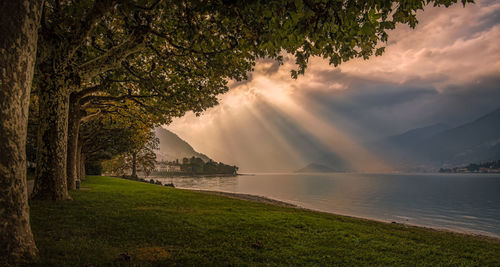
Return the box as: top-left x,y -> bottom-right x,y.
155,173 -> 500,237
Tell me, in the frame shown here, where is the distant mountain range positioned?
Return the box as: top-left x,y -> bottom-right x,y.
375,106 -> 500,171
298,106 -> 500,172
383,123 -> 451,148
418,107 -> 500,165
154,127 -> 211,162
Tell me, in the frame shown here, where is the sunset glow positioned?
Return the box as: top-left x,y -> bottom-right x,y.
167,0 -> 500,172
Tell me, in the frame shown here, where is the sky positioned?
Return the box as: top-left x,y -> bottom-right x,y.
165,0 -> 500,172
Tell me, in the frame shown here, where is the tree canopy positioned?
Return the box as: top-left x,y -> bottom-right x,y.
30,1 -> 475,201
1,0 -> 473,263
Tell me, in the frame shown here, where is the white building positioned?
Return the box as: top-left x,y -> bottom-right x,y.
166,165 -> 181,172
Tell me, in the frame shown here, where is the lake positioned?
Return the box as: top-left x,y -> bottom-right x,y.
155,173 -> 500,237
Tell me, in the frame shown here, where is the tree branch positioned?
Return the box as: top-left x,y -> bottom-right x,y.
80,93 -> 159,106
80,110 -> 102,123
74,78 -> 112,99
65,0 -> 117,65
133,0 -> 162,11
148,27 -> 237,56
77,26 -> 148,80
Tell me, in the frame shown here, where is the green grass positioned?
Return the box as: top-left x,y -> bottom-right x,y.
30,176 -> 500,266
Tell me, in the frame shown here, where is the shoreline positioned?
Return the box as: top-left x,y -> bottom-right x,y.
30,176 -> 500,265
187,188 -> 500,242
30,177 -> 500,241
188,189 -> 298,208
149,173 -> 238,178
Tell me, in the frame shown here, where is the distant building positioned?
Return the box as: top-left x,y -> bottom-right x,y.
155,162 -> 182,172
155,164 -> 167,172
166,165 -> 181,172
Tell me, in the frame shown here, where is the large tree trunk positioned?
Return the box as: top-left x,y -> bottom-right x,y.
67,93 -> 81,190
81,154 -> 86,181
31,77 -> 71,200
131,152 -> 138,178
76,142 -> 81,181
0,0 -> 42,264
79,149 -> 86,181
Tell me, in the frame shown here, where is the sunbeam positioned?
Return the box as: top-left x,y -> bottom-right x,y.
167,0 -> 500,173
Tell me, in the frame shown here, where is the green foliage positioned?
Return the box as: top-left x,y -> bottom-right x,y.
79,114 -> 151,162
101,154 -> 128,176
85,113 -> 159,176
29,176 -> 499,266
85,161 -> 103,175
134,145 -> 157,176
35,0 -> 474,127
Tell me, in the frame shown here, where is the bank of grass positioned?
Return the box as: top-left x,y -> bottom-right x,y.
30,176 -> 499,266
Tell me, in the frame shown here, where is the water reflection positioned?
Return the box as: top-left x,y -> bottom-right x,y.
154,173 -> 500,237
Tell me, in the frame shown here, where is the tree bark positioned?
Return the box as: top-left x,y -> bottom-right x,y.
0,0 -> 42,264
67,93 -> 82,190
131,152 -> 137,178
31,76 -> 71,200
79,148 -> 86,181
76,141 -> 81,181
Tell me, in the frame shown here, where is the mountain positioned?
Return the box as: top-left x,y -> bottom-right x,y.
296,151 -> 352,173
419,107 -> 500,165
384,123 -> 450,148
368,123 -> 451,170
154,127 -> 211,162
373,107 -> 500,170
296,163 -> 335,173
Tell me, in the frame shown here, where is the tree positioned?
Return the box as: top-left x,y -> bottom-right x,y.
136,147 -> 157,177
31,0 -> 472,201
0,0 -> 475,263
78,109 -> 158,178
30,1 -> 119,200
75,92 -> 164,178
0,0 -> 43,263
102,136 -> 158,178
124,129 -> 158,178
102,154 -> 128,176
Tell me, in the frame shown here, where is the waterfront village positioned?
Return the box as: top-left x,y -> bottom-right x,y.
153,157 -> 238,177
439,160 -> 500,173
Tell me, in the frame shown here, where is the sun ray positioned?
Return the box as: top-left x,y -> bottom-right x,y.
252,75 -> 393,173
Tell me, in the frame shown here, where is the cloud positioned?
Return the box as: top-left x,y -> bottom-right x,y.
167,0 -> 500,171
298,74 -> 500,139
334,0 -> 500,88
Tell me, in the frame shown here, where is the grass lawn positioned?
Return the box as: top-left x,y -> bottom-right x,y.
29,176 -> 500,266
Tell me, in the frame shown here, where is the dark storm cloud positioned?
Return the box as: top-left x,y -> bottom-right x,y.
417,75 -> 500,126
296,73 -> 500,139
